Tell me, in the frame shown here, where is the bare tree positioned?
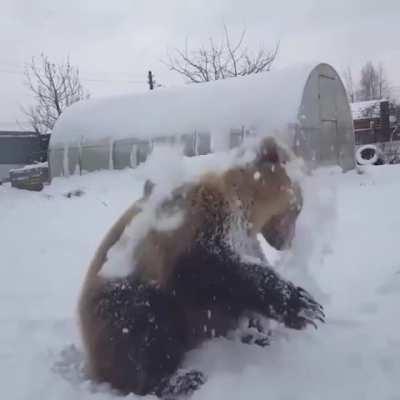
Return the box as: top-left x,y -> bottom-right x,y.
342,66 -> 355,102
356,61 -> 390,101
377,63 -> 389,99
164,26 -> 279,83
23,54 -> 89,134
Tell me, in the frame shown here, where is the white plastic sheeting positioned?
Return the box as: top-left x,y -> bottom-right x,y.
52,64 -> 310,146
49,63 -> 355,177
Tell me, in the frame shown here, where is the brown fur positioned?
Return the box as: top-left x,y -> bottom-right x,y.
78,137 -> 305,395
78,183 -> 151,376
129,154 -> 298,288
79,177 -> 160,285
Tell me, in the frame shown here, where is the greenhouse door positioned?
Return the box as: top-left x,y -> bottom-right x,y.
130,145 -> 138,167
320,120 -> 338,165
319,75 -> 339,165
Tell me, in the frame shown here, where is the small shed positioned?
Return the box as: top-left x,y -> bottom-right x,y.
350,99 -> 395,145
351,99 -> 400,164
0,131 -> 50,180
49,63 -> 355,177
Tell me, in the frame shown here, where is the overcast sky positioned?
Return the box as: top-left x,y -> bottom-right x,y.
1,0 -> 400,130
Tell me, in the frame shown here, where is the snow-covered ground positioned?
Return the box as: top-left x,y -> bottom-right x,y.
0,155 -> 399,399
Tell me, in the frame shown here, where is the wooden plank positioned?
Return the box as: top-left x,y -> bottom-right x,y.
9,164 -> 49,191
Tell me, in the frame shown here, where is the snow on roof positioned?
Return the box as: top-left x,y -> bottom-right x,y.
350,99 -> 385,120
51,64 -> 319,147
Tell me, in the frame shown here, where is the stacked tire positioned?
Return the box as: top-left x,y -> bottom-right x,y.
355,144 -> 384,166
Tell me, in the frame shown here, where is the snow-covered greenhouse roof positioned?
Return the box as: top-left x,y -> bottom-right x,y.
51,64 -> 323,147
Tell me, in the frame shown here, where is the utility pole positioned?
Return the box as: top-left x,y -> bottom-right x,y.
148,70 -> 154,90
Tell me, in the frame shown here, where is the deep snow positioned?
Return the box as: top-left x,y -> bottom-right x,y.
0,154 -> 399,399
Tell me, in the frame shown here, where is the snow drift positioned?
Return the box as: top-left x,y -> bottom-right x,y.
0,148 -> 399,399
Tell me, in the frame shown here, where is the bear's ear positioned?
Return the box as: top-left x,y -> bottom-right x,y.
143,179 -> 155,198
257,137 -> 290,164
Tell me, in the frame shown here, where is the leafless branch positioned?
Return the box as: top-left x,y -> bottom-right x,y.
356,61 -> 390,101
22,54 -> 89,134
342,67 -> 355,103
164,26 -> 279,83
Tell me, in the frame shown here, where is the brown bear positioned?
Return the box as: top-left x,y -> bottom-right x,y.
78,137 -> 324,398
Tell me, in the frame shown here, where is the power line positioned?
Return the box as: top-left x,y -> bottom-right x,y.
0,65 -> 146,85
0,62 -> 146,78
81,77 -> 144,85
0,68 -> 24,75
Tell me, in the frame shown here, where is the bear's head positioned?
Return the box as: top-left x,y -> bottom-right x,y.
225,136 -> 302,249
260,181 -> 302,250
142,136 -> 303,250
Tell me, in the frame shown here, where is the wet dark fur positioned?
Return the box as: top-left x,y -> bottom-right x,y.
78,138 -> 324,397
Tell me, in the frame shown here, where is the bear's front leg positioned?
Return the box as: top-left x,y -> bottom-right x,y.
232,258 -> 325,330
173,248 -> 324,333
189,250 -> 325,330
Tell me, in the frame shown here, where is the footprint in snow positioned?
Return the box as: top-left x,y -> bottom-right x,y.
51,344 -> 86,385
